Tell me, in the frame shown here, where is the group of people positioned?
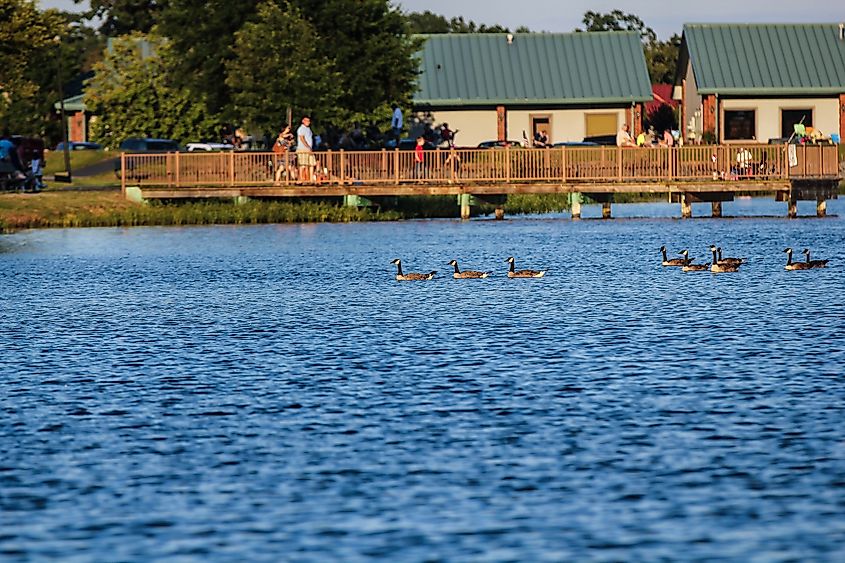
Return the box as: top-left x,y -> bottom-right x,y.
0,133 -> 44,191
272,116 -> 322,183
616,124 -> 677,148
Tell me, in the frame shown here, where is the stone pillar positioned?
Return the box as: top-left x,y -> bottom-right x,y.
459,193 -> 471,220
496,105 -> 507,142
787,194 -> 798,219
817,196 -> 827,218
494,207 -> 505,220
839,94 -> 845,143
570,192 -> 582,220
680,193 -> 692,219
702,94 -> 717,140
602,201 -> 612,219
711,201 -> 722,218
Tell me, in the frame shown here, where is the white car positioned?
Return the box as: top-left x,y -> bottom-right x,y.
185,142 -> 235,152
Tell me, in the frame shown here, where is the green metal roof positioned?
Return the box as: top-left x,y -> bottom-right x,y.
414,32 -> 653,107
53,94 -> 86,112
684,24 -> 845,95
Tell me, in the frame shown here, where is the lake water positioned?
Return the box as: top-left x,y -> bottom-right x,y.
2,199 -> 845,561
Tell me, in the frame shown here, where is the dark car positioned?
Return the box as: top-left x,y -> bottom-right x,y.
552,141 -> 599,148
119,138 -> 181,152
55,141 -> 103,151
396,138 -> 437,151
477,140 -> 524,149
581,135 -> 617,146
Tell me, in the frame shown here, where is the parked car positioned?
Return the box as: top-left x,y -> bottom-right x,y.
118,138 -> 181,152
581,135 -> 617,146
55,141 -> 102,151
186,142 -> 235,152
552,141 -> 599,147
477,140 -> 525,149
395,138 -> 437,151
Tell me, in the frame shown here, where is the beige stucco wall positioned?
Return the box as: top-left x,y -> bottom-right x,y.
682,60 -> 703,142
413,108 -> 628,146
411,111 -> 498,147
720,97 -> 840,142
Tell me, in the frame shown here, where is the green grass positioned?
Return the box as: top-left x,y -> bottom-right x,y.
44,149 -> 113,175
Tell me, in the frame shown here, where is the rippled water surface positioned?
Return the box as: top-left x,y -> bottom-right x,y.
2,200 -> 845,561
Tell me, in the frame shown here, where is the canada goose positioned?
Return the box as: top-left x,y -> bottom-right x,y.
714,246 -> 746,266
660,245 -> 686,267
391,259 -> 436,281
678,250 -> 709,272
783,247 -> 813,270
802,248 -> 830,269
710,247 -> 741,272
447,259 -> 491,279
504,256 -> 546,278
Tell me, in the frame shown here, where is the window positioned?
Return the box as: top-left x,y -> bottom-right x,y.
723,110 -> 756,141
585,113 -> 618,138
781,109 -> 813,139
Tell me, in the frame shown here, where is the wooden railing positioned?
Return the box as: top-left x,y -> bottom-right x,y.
121,144 -> 841,189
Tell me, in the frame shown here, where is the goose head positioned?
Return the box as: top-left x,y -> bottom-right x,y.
783,247 -> 793,254
801,248 -> 810,255
709,245 -> 718,252
678,249 -> 689,256
660,245 -> 667,252
390,258 -> 401,265
447,260 -> 458,266
504,256 -> 515,263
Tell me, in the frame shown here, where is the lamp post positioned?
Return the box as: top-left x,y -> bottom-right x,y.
54,34 -> 72,182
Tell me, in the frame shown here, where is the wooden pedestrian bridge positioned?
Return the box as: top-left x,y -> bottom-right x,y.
120,144 -> 842,219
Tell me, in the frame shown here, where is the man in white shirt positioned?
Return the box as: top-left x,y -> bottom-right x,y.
391,106 -> 403,140
616,123 -> 635,147
296,116 -> 314,182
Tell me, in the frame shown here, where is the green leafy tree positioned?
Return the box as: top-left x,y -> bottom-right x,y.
80,0 -> 162,35
158,0 -> 261,115
225,2 -> 341,132
85,34 -> 218,147
579,10 -> 656,42
406,11 -> 517,34
0,0 -> 65,135
291,0 -> 420,129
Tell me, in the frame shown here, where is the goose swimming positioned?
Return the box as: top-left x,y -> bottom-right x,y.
713,246 -> 745,266
802,248 -> 830,269
710,246 -> 741,273
784,247 -> 812,270
504,257 -> 546,278
447,260 -> 491,279
660,245 -> 686,267
391,259 -> 436,281
678,250 -> 709,272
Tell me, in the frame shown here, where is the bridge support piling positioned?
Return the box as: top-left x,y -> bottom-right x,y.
680,193 -> 692,219
494,206 -> 505,220
459,193 -> 471,220
817,197 -> 827,218
233,196 -> 251,205
602,201 -> 612,220
570,192 -> 582,220
787,194 -> 798,219
711,201 -> 722,218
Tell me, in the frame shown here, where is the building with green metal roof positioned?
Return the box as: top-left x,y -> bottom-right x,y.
412,32 -> 653,146
675,23 -> 845,144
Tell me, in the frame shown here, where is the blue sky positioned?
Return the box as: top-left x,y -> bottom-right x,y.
39,0 -> 845,40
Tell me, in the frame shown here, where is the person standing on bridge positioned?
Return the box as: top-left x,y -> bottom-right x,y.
296,116 -> 315,182
414,136 -> 426,180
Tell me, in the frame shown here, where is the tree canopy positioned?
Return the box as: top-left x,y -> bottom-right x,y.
407,11 -> 514,34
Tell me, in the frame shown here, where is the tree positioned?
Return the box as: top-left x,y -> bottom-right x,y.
406,10 -> 518,34
291,0 -> 420,129
577,11 -> 679,84
80,0 -> 162,36
225,2 -> 341,132
158,0 -> 262,115
85,34 -> 218,147
0,0 -> 77,139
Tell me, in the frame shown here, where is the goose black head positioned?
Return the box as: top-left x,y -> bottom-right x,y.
504,256 -> 515,263
783,247 -> 793,253
447,260 -> 458,266
391,258 -> 401,265
660,245 -> 667,252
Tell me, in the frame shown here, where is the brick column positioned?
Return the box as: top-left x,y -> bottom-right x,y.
702,94 -> 717,139
497,105 -> 507,141
839,93 -> 845,141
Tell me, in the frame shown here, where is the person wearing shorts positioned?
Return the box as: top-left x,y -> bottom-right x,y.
296,116 -> 315,182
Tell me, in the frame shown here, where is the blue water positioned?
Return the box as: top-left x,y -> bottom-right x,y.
2,199 -> 845,561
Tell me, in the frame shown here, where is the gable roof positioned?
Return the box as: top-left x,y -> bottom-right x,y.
683,24 -> 845,95
414,32 -> 653,107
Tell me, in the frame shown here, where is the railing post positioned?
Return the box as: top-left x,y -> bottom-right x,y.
561,147 -> 567,183
394,149 -> 400,183
505,145 -> 511,183
617,147 -> 622,181
340,150 -> 346,184
228,151 -> 235,186
120,152 -> 126,195
175,151 -> 180,188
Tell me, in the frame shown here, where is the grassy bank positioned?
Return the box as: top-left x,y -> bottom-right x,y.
0,190 -> 582,232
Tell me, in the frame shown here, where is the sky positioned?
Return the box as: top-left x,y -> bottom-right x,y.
39,0 -> 845,40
